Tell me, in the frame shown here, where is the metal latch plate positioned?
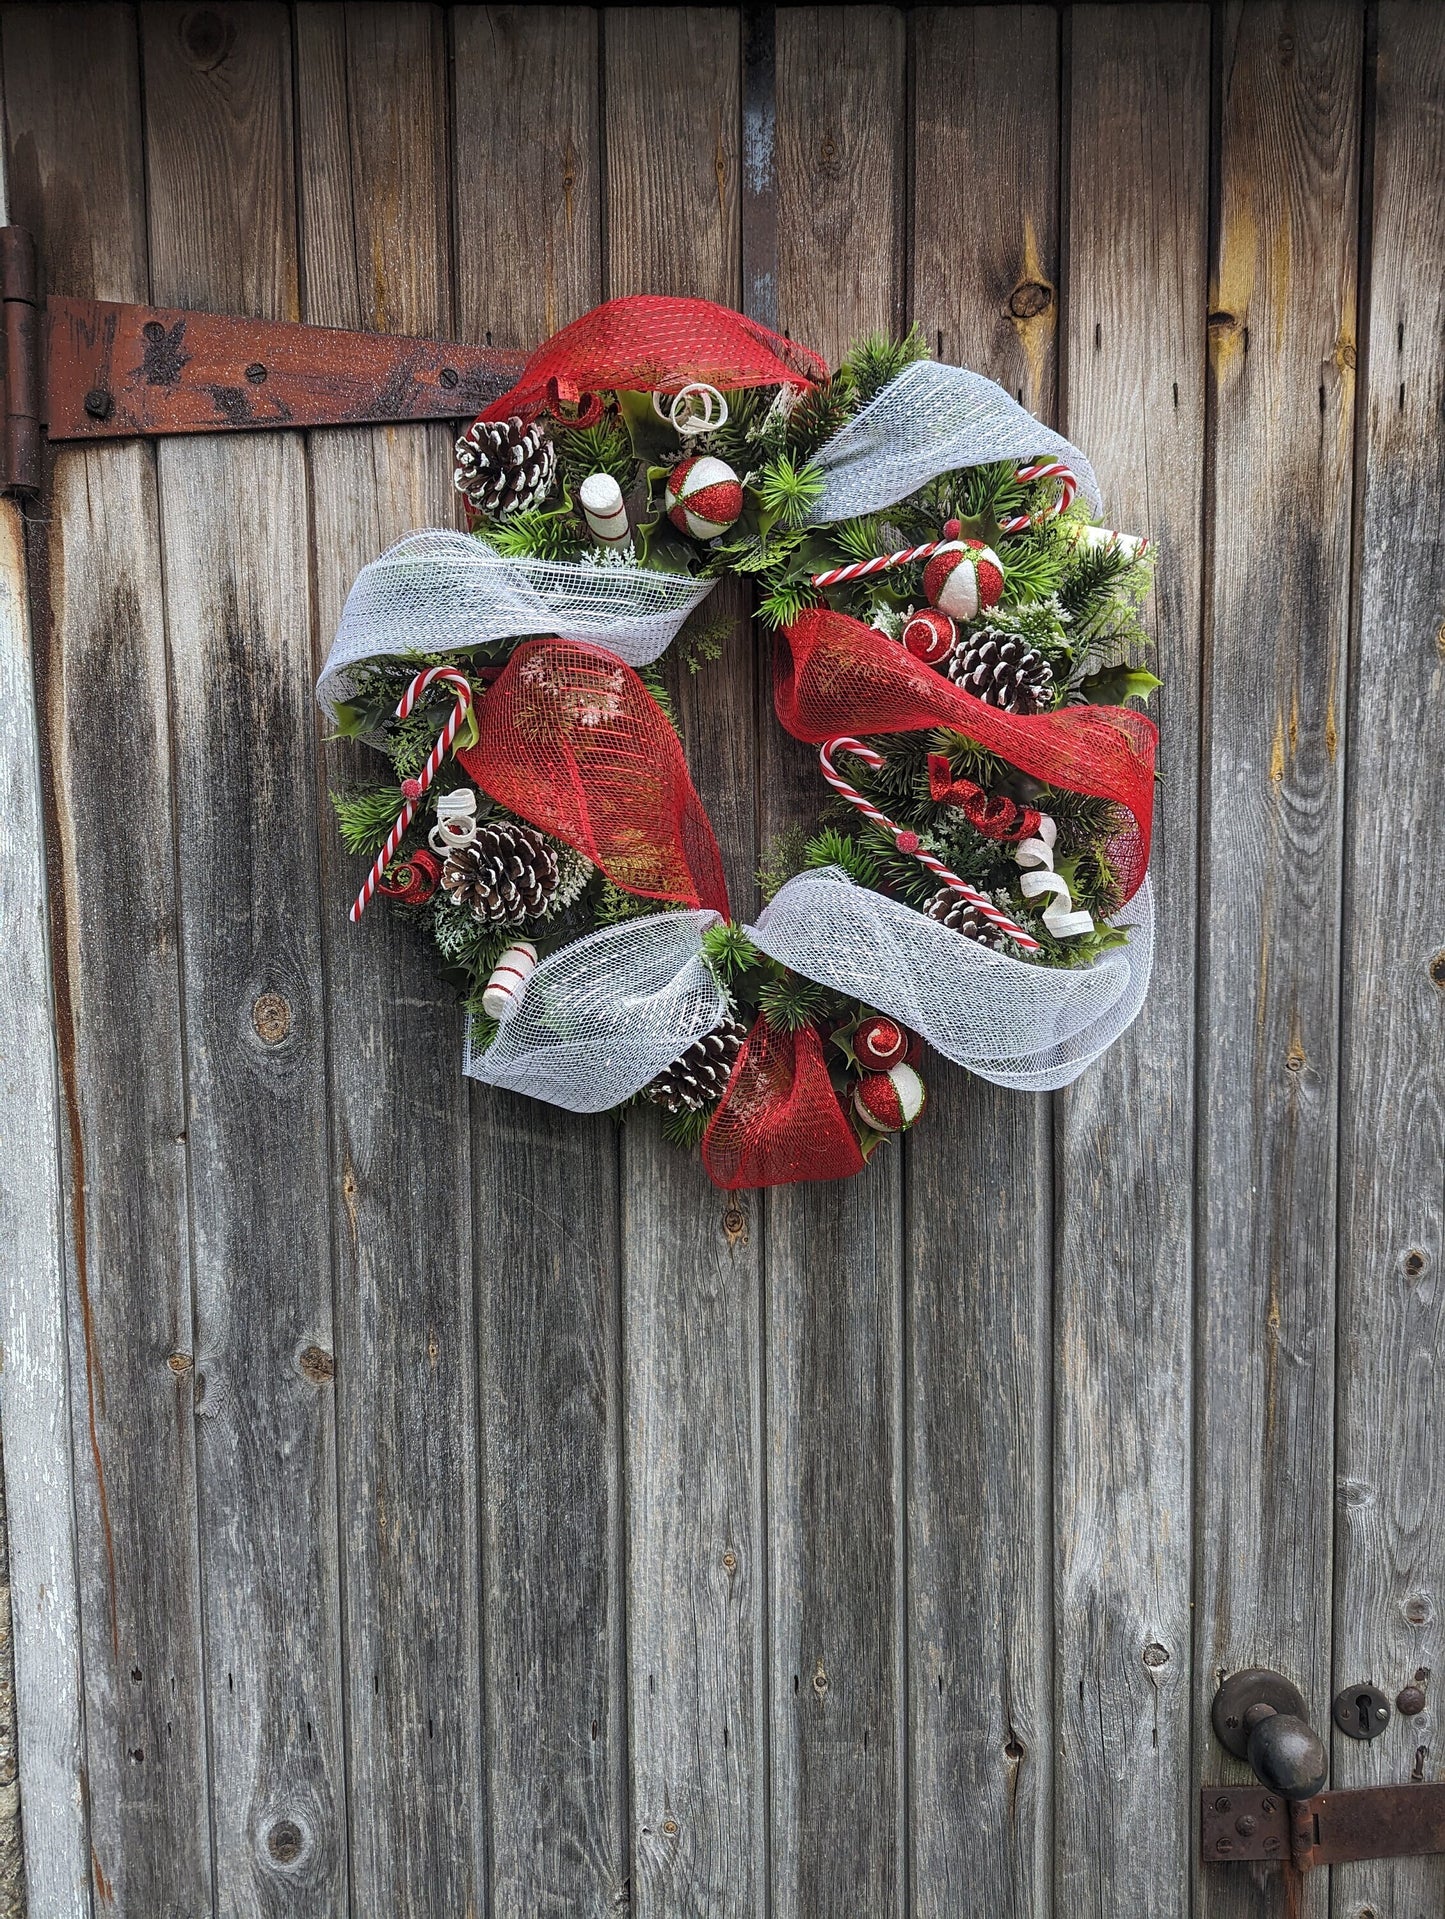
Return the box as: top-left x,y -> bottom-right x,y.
1202,1783 -> 1445,1868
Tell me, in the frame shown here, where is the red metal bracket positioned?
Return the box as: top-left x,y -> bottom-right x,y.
1,223 -> 526,491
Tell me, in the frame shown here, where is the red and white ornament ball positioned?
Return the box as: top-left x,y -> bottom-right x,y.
853,1062 -> 928,1133
901,608 -> 956,664
665,455 -> 744,541
853,1015 -> 910,1070
922,518 -> 1005,622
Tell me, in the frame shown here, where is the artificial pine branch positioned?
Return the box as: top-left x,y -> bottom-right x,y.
804,826 -> 881,889
331,785 -> 405,856
838,326 -> 929,407
758,455 -> 825,529
758,970 -> 827,1033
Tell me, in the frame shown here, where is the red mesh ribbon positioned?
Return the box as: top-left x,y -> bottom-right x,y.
459,639 -> 729,919
483,295 -> 827,423
702,1021 -> 865,1191
775,609 -> 1157,900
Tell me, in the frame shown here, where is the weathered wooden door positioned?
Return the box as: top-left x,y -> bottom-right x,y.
1,5 -> 1441,1917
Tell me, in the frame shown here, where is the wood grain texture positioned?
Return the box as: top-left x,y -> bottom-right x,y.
1195,7 -> 1362,1918
4,8 -> 212,1913
907,13 -> 1061,1917
913,6 -> 1060,420
605,12 -> 765,1919
1331,8 -> 1445,1917
141,5 -> 347,1912
1056,11 -> 1209,1918
0,486 -> 88,1919
766,13 -> 906,1919
294,8 -> 487,1914
454,14 -> 629,1917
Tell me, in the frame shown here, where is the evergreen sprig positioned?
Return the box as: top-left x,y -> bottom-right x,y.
757,455 -> 825,530
331,785 -> 404,856
758,970 -> 827,1033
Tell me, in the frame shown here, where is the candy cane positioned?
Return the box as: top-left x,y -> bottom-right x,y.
350,666 -> 474,924
819,737 -> 1041,952
811,538 -> 950,587
998,459 -> 1078,533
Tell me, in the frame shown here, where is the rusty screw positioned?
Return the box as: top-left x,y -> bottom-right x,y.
245,362 -> 267,384
84,387 -> 114,421
438,366 -> 459,389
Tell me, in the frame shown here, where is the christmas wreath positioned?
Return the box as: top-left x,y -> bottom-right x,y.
317,299 -> 1158,1190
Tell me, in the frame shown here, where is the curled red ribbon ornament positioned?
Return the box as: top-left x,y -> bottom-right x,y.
481,294 -> 828,425
460,638 -> 730,920
774,609 -> 1157,902
703,1020 -> 865,1191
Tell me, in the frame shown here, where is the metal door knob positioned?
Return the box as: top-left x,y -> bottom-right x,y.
1244,1705 -> 1329,1800
1212,1668 -> 1329,1802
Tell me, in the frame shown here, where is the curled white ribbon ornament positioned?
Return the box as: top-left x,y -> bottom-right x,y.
429,786 -> 479,855
1015,816 -> 1095,940
652,381 -> 729,437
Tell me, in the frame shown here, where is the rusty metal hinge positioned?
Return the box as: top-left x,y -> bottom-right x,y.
1202,1782 -> 1445,1870
1,227 -> 41,493
0,222 -> 527,491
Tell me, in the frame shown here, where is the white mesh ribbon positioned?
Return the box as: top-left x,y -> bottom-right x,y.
747,867 -> 1153,1092
316,530 -> 716,717
464,909 -> 726,1113
808,361 -> 1102,524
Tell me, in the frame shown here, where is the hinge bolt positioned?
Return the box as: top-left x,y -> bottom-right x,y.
439,366 -> 459,389
245,362 -> 267,384
84,386 -> 113,421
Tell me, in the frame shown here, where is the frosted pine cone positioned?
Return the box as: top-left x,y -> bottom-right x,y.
441,822 -> 560,925
924,888 -> 1008,949
644,1013 -> 749,1113
946,631 -> 1055,715
454,414 -> 556,516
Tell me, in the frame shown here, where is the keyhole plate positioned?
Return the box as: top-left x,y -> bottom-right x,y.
1332,1683 -> 1391,1741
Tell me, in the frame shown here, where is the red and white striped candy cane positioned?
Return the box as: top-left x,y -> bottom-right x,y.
811,538 -> 949,588
998,459 -> 1078,533
818,737 -> 1040,952
350,665 -> 474,924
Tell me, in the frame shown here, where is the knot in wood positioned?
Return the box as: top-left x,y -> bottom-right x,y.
299,1345 -> 335,1384
1143,1641 -> 1170,1668
180,8 -> 235,71
1429,949 -> 1445,989
252,993 -> 291,1045
266,1817 -> 304,1864
660,1816 -> 679,1838
1009,281 -> 1052,321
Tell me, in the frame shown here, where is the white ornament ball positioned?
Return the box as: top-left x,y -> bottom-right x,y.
481,941 -> 539,1019
665,455 -> 744,541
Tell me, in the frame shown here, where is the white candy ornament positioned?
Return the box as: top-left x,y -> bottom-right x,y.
429,786 -> 480,855
665,455 -> 744,541
853,1062 -> 927,1133
481,941 -> 539,1019
1061,522 -> 1149,563
579,472 -> 633,550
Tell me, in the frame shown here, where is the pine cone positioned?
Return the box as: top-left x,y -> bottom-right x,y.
441,822 -> 560,925
947,631 -> 1055,714
644,1013 -> 749,1113
454,414 -> 556,516
924,888 -> 1008,949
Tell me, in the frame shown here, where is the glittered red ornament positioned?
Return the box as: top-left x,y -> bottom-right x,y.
853,1063 -> 927,1133
854,1016 -> 909,1070
377,846 -> 441,904
901,609 -> 956,665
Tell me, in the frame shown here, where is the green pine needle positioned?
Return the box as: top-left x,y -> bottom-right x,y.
758,455 -> 826,530
839,325 -> 930,407
331,785 -> 405,856
479,506 -> 582,563
701,920 -> 761,982
554,416 -> 635,492
758,970 -> 827,1033
660,1103 -> 713,1151
804,826 -> 881,889
757,578 -> 820,631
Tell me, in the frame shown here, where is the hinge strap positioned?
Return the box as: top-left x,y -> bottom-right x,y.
1,227 -> 41,495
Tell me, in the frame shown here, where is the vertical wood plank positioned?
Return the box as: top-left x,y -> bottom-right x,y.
767,12 -> 906,1919
1057,10 -> 1209,1919
1194,7 -> 1362,1918
0,487 -> 88,1918
1332,7 -> 1445,1917
452,11 -> 629,1916
604,11 -> 764,1918
908,12 -> 1060,1917
139,4 -> 347,1910
292,7 -> 487,1912
4,7 -> 212,1912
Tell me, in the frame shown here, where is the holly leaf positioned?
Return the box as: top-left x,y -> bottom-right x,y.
617,388 -> 680,463
329,701 -> 370,740
1078,664 -> 1162,708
